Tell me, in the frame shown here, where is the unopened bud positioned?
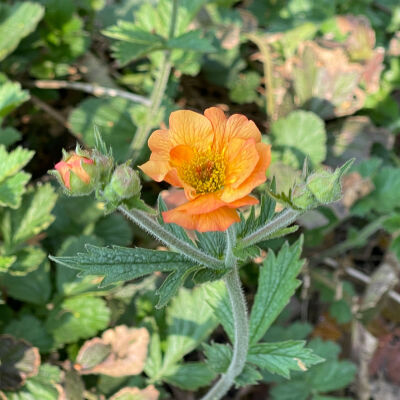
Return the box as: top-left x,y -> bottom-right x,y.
103,163 -> 141,205
50,147 -> 99,196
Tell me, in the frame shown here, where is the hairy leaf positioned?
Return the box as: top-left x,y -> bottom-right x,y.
50,245 -> 194,287
163,362 -> 215,390
249,237 -> 304,344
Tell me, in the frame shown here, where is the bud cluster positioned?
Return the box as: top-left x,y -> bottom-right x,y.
49,142 -> 146,213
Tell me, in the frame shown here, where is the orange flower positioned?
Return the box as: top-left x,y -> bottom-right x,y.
139,107 -> 271,232
55,154 -> 94,189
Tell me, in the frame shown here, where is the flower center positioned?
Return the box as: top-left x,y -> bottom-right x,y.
180,150 -> 226,194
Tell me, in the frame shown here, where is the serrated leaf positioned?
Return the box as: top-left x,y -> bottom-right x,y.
248,341 -> 324,378
249,237 -> 305,344
0,145 -> 33,183
68,97 -> 137,162
271,111 -> 327,169
0,2 -> 44,61
94,214 -> 133,247
167,30 -> 215,52
50,245 -> 194,287
155,266 -> 197,308
3,183 -> 56,247
203,343 -> 262,387
204,280 -> 234,342
161,286 -> 218,370
104,23 -> 165,65
163,362 -> 215,390
45,295 -> 110,347
0,172 -> 30,209
196,231 -> 226,258
4,315 -> 53,352
0,82 -> 29,118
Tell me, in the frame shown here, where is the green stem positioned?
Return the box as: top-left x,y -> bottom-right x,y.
118,205 -> 224,270
239,208 -> 300,248
201,226 -> 249,400
130,0 -> 179,161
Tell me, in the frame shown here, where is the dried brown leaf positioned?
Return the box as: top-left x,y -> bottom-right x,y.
76,326 -> 149,377
109,385 -> 159,400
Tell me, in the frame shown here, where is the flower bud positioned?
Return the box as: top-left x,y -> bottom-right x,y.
103,163 -> 141,206
291,160 -> 353,210
50,148 -> 99,196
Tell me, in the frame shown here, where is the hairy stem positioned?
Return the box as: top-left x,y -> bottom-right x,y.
130,0 -> 179,161
239,208 -> 300,248
118,206 -> 224,270
201,226 -> 249,400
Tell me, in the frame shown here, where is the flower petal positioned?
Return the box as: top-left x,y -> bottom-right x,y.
170,192 -> 226,215
163,206 -> 240,232
221,143 -> 271,202
169,144 -> 194,167
204,107 -> 227,144
169,110 -> 214,151
55,161 -> 71,189
147,129 -> 171,158
227,195 -> 259,208
225,114 -> 262,143
224,138 -> 259,188
139,160 -> 170,182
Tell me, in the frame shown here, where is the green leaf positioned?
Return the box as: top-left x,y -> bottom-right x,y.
2,183 -> 57,247
103,23 -> 165,65
68,97 -> 137,162
4,315 -> 53,352
45,295 -> 110,347
94,214 -> 133,247
0,2 -> 45,61
0,127 -> 21,147
204,342 -> 231,374
229,71 -> 261,104
196,231 -> 226,258
6,246 -> 46,276
55,235 -> 105,296
307,360 -> 357,392
161,285 -> 218,370
155,266 -> 197,309
167,30 -> 215,52
0,145 -> 33,183
270,380 -> 310,400
248,341 -> 324,378
4,364 -> 62,400
264,322 -> 313,342
270,111 -> 327,169
163,362 -> 215,390
0,172 -> 31,209
204,280 -> 234,342
50,245 -> 195,287
203,343 -> 263,387
249,237 -> 304,345
0,82 -> 29,118
0,261 -> 51,304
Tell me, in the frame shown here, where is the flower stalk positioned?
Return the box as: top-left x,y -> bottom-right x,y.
201,225 -> 249,400
117,205 -> 225,270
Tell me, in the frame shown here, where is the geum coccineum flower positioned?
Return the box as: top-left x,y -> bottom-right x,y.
139,107 -> 271,232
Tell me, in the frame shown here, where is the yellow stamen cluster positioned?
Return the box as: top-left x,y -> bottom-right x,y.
180,150 -> 226,194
